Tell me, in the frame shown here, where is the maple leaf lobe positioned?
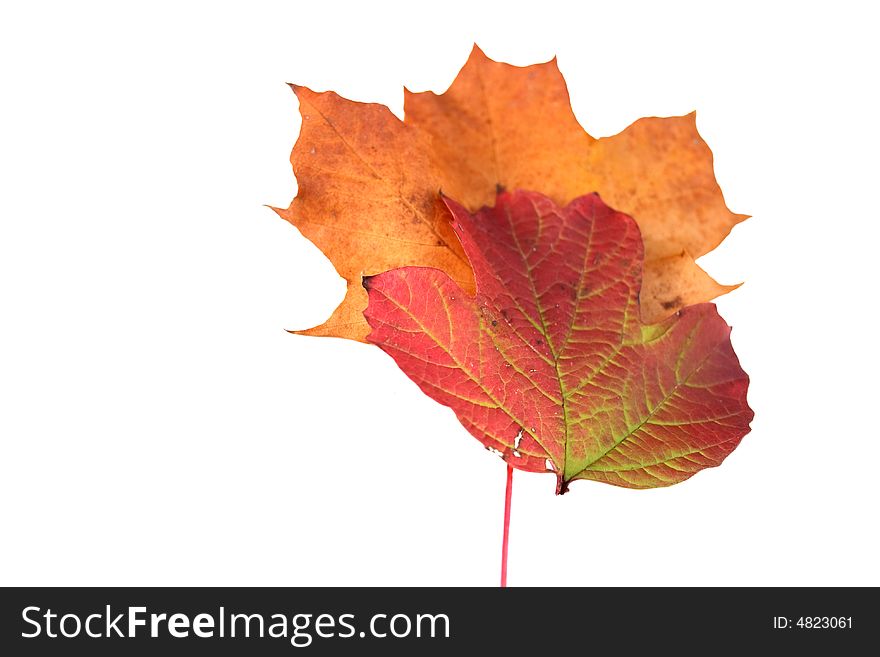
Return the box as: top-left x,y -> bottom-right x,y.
363,190 -> 753,492
280,47 -> 745,341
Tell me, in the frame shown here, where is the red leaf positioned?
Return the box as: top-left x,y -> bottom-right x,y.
363,191 -> 753,492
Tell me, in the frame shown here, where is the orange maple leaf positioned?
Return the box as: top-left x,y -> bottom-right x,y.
276,45 -> 746,342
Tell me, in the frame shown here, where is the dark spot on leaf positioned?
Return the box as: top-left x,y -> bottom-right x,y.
534,338 -> 543,345
491,320 -> 498,327
495,182 -> 506,195
661,296 -> 682,311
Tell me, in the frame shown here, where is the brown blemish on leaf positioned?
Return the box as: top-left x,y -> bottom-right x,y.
661,296 -> 682,311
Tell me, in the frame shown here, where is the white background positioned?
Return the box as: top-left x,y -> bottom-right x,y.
2,1 -> 878,586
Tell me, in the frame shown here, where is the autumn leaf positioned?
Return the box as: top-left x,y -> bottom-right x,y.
363,191 -> 752,492
276,85 -> 474,341
277,45 -> 744,341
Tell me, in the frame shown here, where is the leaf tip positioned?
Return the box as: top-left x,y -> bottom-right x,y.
288,83 -> 315,100
439,193 -> 467,218
267,203 -> 293,224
